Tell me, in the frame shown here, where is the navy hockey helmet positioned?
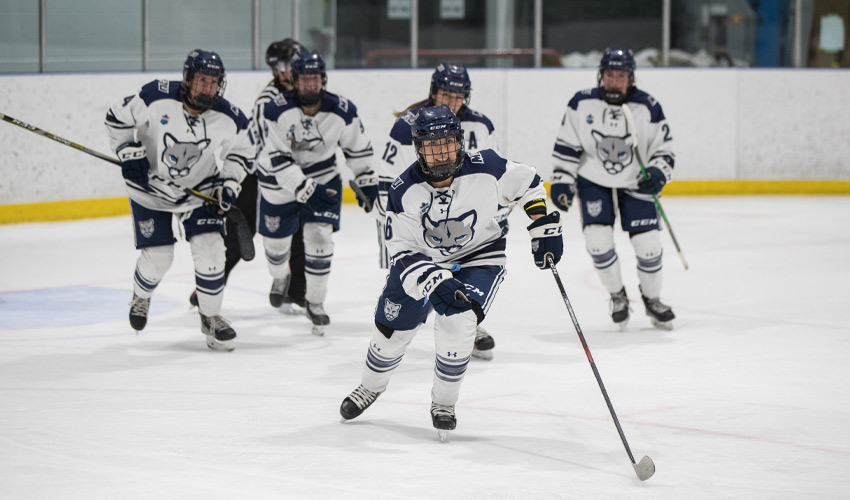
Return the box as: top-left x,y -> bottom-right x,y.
429,62 -> 472,107
181,49 -> 226,112
411,104 -> 465,183
597,47 -> 635,104
265,38 -> 304,72
290,49 -> 327,106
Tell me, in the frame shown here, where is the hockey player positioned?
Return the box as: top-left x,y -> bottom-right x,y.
340,105 -> 563,440
256,49 -> 378,336
188,38 -> 311,314
549,47 -> 676,330
375,62 -> 502,360
105,49 -> 254,351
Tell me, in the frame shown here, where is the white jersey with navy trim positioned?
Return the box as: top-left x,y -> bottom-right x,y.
385,149 -> 545,300
377,103 -> 498,184
552,87 -> 675,189
250,80 -> 280,160
105,79 -> 253,213
256,90 -> 375,204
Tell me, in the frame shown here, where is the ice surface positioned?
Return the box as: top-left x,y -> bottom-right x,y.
1,197 -> 849,499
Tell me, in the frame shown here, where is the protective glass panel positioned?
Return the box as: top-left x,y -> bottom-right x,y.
0,0 -> 39,73
45,0 -> 142,72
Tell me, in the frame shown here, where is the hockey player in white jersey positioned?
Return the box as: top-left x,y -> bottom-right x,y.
340,105 -> 563,440
375,62 -> 502,360
105,49 -> 254,351
550,47 -> 676,330
256,49 -> 379,335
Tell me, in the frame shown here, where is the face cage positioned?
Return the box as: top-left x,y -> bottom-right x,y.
429,83 -> 471,108
293,73 -> 327,106
597,69 -> 634,105
415,134 -> 465,182
182,72 -> 226,111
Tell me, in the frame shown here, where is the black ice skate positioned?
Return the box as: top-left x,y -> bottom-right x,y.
340,384 -> 382,422
306,302 -> 330,336
269,277 -> 289,308
200,314 -> 237,352
610,287 -> 631,331
471,325 -> 495,360
129,293 -> 150,331
640,286 -> 675,330
431,403 -> 457,442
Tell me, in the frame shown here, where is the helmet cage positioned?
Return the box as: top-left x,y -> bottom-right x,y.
597,48 -> 635,105
429,62 -> 471,108
181,49 -> 226,112
290,50 -> 327,106
412,105 -> 466,182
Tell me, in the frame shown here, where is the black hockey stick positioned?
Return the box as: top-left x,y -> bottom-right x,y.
546,254 -> 656,481
620,104 -> 688,270
1,111 -> 255,261
348,179 -> 374,213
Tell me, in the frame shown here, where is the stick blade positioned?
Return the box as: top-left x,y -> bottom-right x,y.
224,207 -> 256,261
633,455 -> 655,481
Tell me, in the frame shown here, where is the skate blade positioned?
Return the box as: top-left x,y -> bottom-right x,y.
205,337 -> 235,352
649,318 -> 673,330
311,325 -> 325,337
470,349 -> 493,361
616,318 -> 630,331
279,304 -> 306,315
437,429 -> 450,442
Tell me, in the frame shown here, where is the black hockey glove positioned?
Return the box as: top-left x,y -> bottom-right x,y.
428,278 -> 472,316
349,171 -> 379,213
295,178 -> 337,213
527,211 -> 564,269
637,166 -> 667,195
550,170 -> 576,211
117,141 -> 150,190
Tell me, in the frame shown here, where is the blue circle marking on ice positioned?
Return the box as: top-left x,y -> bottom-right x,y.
0,286 -> 177,330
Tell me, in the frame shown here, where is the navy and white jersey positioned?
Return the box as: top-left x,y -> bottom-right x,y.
378,103 -> 498,184
105,80 -> 253,212
385,149 -> 545,300
552,87 -> 675,189
249,80 -> 281,159
256,90 -> 375,204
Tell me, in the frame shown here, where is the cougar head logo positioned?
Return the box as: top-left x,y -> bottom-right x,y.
591,129 -> 633,175
422,210 -> 477,256
287,118 -> 324,152
161,132 -> 210,178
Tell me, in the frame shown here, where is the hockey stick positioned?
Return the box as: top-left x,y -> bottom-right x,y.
0,111 -> 255,261
546,254 -> 656,481
620,104 -> 688,270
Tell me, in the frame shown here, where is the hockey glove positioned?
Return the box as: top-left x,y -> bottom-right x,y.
637,166 -> 667,195
295,178 -> 337,213
215,179 -> 240,211
428,278 -> 472,316
550,170 -> 576,211
527,211 -> 564,269
349,171 -> 379,213
117,141 -> 150,190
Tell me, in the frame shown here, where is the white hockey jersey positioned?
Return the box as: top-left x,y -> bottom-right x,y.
256,90 -> 375,204
552,87 -> 675,189
249,80 -> 281,160
385,149 -> 545,300
105,80 -> 252,212
377,103 -> 498,184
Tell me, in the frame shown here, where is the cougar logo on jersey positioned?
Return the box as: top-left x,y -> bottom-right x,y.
138,219 -> 155,238
287,117 -> 324,151
161,133 -> 210,178
264,215 -> 280,233
384,298 -> 401,321
590,129 -> 633,175
586,200 -> 603,217
422,210 -> 477,255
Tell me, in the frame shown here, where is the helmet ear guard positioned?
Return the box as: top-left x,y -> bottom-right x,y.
181,49 -> 226,112
411,104 -> 465,182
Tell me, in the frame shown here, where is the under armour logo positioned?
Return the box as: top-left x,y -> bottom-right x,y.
372,343 -> 381,352
447,351 -> 457,357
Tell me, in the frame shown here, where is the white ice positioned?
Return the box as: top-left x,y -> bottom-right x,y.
1,196 -> 849,499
